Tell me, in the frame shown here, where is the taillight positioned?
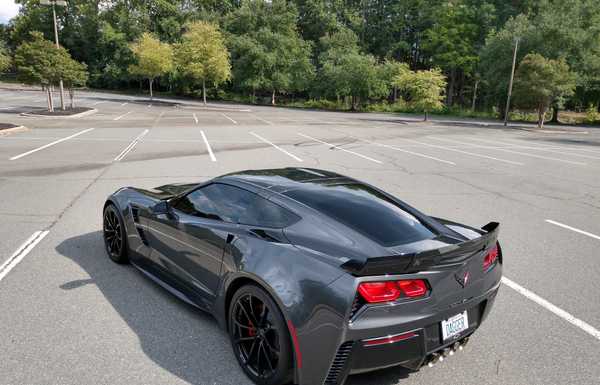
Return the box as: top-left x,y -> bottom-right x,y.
358,279 -> 428,303
483,243 -> 499,270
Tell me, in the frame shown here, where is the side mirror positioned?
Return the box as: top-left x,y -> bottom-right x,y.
152,200 -> 170,215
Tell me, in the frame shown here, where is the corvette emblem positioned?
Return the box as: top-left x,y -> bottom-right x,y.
455,271 -> 470,288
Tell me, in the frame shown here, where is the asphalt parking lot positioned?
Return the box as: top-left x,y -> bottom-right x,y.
1,88 -> 599,385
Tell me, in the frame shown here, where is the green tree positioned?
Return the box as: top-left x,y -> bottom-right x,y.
60,58 -> 88,109
512,54 -> 576,128
395,68 -> 447,120
0,41 -> 10,73
225,0 -> 315,104
14,32 -> 73,111
129,33 -> 173,99
175,21 -> 231,105
381,59 -> 410,102
423,1 -> 495,106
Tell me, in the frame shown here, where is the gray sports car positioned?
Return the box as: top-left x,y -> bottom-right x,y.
103,167 -> 502,385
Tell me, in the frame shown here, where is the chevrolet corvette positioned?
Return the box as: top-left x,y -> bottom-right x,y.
102,167 -> 502,385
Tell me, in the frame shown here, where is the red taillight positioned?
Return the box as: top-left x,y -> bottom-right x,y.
358,279 -> 427,303
483,243 -> 499,270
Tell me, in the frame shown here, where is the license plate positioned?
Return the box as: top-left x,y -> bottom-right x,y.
441,311 -> 469,340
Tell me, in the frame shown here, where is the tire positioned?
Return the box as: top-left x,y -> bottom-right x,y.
103,203 -> 129,264
228,284 -> 293,385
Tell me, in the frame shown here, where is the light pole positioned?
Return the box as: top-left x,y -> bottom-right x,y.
503,37 -> 520,126
40,0 -> 67,111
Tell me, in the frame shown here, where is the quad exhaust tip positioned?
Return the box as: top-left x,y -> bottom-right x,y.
425,337 -> 469,368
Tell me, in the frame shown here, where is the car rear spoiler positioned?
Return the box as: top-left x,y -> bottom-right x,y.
341,222 -> 500,276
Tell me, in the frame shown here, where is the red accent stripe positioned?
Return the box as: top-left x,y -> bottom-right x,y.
287,320 -> 302,369
363,332 -> 418,347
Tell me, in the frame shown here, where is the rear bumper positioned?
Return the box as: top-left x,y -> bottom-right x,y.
324,284 -> 500,384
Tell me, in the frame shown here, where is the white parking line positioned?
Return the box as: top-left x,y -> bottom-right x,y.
298,133 -> 383,164
93,101 -> 105,106
120,102 -> 128,107
113,111 -> 132,121
501,277 -> 600,341
114,129 -> 149,161
193,113 -> 198,124
200,130 -> 216,162
401,138 -> 524,166
466,137 -> 600,161
499,138 -> 600,156
255,116 -> 273,125
9,128 -> 95,160
222,113 -> 237,124
0,231 -> 49,283
250,132 -> 303,162
431,137 -> 587,166
545,220 -> 600,241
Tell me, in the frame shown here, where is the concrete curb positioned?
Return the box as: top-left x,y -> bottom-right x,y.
0,125 -> 28,136
20,108 -> 98,119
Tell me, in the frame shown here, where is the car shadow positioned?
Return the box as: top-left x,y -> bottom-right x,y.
55,231 -> 252,385
56,231 -> 415,385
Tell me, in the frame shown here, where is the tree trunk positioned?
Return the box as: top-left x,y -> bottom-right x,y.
149,78 -> 154,100
551,105 -> 559,123
424,111 -> 428,121
351,95 -> 358,111
446,68 -> 456,106
46,88 -> 53,112
271,90 -> 276,106
69,88 -> 75,109
471,79 -> 479,111
47,88 -> 54,112
202,79 -> 207,106
538,104 -> 546,129
393,86 -> 397,103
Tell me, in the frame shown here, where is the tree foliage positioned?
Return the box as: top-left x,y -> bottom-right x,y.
395,68 -> 447,120
129,32 -> 173,99
2,0 -> 598,117
175,21 -> 231,105
513,54 -> 576,128
0,40 -> 10,73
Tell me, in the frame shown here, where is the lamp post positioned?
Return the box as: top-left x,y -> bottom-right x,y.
503,37 -> 520,126
40,0 -> 68,111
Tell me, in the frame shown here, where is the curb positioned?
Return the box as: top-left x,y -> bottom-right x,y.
0,125 -> 28,136
20,108 -> 98,119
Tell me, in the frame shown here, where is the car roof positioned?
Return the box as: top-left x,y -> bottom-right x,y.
217,167 -> 355,193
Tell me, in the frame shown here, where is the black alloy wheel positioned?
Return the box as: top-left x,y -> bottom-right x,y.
103,204 -> 128,263
229,285 -> 292,385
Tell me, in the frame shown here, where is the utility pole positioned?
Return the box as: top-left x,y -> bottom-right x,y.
40,0 -> 68,111
503,37 -> 520,126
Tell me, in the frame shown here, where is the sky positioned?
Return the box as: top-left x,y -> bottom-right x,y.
0,0 -> 20,24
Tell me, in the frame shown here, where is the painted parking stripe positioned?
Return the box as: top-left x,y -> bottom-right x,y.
401,138 -> 524,165
500,138 -> 600,156
9,128 -> 95,160
431,137 -> 587,166
501,277 -> 600,341
255,116 -> 273,125
200,130 -> 216,162
193,113 -> 199,124
114,129 -> 149,161
113,111 -> 132,121
120,102 -> 128,107
250,132 -> 303,162
465,137 -> 600,161
222,113 -> 237,124
298,133 -> 383,164
545,220 -> 600,241
0,231 -> 50,283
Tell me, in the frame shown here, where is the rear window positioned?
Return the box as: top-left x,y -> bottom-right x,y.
283,184 -> 435,246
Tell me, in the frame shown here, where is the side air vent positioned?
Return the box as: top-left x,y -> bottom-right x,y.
324,341 -> 354,385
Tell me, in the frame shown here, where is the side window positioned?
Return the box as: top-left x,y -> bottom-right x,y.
173,183 -> 299,228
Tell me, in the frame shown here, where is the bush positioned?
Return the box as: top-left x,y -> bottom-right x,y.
585,105 -> 600,124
